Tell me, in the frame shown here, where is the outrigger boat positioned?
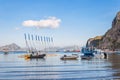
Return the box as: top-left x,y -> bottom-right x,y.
81,47 -> 107,59
81,47 -> 94,60
24,33 -> 49,59
27,54 -> 46,59
24,51 -> 46,59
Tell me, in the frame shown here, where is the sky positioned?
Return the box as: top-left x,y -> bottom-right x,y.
0,0 -> 120,47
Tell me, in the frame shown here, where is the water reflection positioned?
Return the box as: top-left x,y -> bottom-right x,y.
0,52 -> 120,79
29,58 -> 46,62
107,53 -> 120,79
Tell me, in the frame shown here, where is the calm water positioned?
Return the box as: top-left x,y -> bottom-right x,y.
0,52 -> 120,80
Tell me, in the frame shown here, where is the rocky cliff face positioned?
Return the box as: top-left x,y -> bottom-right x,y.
99,11 -> 120,50
86,36 -> 102,48
87,11 -> 120,50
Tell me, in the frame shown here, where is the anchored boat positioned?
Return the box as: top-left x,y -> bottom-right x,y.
2,48 -> 9,54
26,54 -> 46,59
81,47 -> 107,59
24,33 -> 50,59
60,54 -> 78,60
24,51 -> 46,59
81,47 -> 94,60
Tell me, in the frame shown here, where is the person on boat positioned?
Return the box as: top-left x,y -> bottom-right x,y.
30,51 -> 35,56
32,51 -> 34,54
64,55 -> 67,57
103,52 -> 107,59
30,54 -> 33,57
36,52 -> 39,56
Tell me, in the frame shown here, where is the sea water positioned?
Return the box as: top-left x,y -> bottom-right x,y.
0,52 -> 120,80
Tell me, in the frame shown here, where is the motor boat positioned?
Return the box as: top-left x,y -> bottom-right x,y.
60,54 -> 78,60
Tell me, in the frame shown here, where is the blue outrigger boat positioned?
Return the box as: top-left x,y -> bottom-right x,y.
81,47 -> 108,59
81,47 -> 95,59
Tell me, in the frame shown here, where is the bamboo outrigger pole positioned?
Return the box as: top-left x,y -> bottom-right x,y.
28,33 -> 33,53
31,34 -> 37,52
24,33 -> 30,53
38,35 -> 41,51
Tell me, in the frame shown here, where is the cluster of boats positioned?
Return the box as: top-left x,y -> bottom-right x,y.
60,47 -> 107,60
22,47 -> 108,60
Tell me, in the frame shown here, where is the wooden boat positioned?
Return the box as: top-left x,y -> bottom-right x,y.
72,50 -> 80,52
25,54 -> 46,59
4,51 -> 8,54
2,49 -> 9,54
60,55 -> 78,60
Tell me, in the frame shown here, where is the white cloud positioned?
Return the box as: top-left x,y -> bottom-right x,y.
22,16 -> 61,29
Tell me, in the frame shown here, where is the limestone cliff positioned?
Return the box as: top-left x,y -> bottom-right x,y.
86,36 -> 102,48
87,11 -> 120,50
99,11 -> 120,50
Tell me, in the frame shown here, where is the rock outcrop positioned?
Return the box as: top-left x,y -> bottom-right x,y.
86,36 -> 102,48
87,11 -> 120,50
99,11 -> 120,50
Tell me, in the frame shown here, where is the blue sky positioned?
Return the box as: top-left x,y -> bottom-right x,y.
0,0 -> 120,47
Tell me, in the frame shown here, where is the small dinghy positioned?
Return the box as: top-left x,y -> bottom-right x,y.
2,48 -> 9,54
60,55 -> 78,60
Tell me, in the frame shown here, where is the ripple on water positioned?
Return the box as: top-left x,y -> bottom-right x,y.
0,53 -> 120,80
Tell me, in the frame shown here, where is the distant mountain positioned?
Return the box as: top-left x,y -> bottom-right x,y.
0,43 -> 22,51
87,11 -> 120,50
